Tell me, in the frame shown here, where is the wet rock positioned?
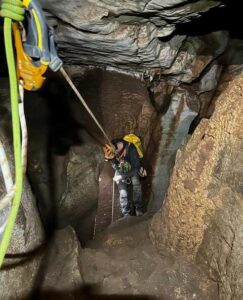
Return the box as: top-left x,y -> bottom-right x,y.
150,74 -> 243,299
146,57 -> 224,212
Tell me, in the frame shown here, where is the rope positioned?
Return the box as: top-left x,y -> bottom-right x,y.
60,67 -> 112,145
0,1 -> 110,268
0,137 -> 14,224
0,85 -> 28,230
0,0 -> 24,21
111,180 -> 115,223
0,140 -> 14,192
0,0 -> 24,266
18,83 -> 28,173
0,139 -> 14,235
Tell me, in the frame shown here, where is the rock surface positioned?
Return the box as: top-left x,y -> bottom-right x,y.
0,81 -> 82,300
40,0 -> 227,78
70,69 -> 157,231
0,80 -> 45,300
81,216 -> 217,299
58,140 -> 103,228
25,69 -> 158,237
148,86 -> 198,212
26,60 -> 228,236
150,74 -> 243,299
33,226 -> 83,299
24,74 -> 103,240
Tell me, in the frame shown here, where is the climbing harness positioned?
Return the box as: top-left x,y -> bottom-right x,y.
0,0 -> 112,268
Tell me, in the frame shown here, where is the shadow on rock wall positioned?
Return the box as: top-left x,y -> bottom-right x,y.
29,288 -> 156,300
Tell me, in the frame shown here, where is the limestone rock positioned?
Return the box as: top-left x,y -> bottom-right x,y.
24,74 -> 103,239
150,74 -> 243,299
0,80 -> 45,300
39,0 -> 226,78
35,226 -> 83,297
147,86 -> 198,213
70,69 -> 157,229
162,32 -> 228,83
57,141 -> 103,227
81,217 -> 217,299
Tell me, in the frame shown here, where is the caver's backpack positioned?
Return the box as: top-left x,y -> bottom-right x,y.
123,134 -> 147,177
123,134 -> 143,158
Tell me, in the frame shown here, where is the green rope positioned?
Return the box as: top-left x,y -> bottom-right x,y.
1,0 -> 24,21
0,0 -> 24,268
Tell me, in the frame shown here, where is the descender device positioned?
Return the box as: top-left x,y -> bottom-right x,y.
13,0 -> 62,90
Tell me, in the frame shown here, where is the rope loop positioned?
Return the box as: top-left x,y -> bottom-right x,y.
1,0 -> 25,21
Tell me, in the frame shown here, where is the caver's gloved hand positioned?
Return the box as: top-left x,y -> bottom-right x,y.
113,174 -> 123,184
0,0 -> 25,21
138,166 -> 147,178
103,143 -> 116,161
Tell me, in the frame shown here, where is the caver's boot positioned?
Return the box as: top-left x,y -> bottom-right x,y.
135,208 -> 143,216
133,184 -> 143,216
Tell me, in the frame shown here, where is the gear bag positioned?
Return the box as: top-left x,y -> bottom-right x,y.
123,134 -> 143,159
123,134 -> 147,178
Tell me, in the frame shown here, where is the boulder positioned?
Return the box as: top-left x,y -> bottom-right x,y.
34,226 -> 83,298
24,75 -> 103,240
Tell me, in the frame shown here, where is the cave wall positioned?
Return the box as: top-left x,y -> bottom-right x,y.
150,73 -> 243,300
0,80 -> 45,300
25,68 -> 158,236
1,1 -> 243,299
40,0 -> 227,78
